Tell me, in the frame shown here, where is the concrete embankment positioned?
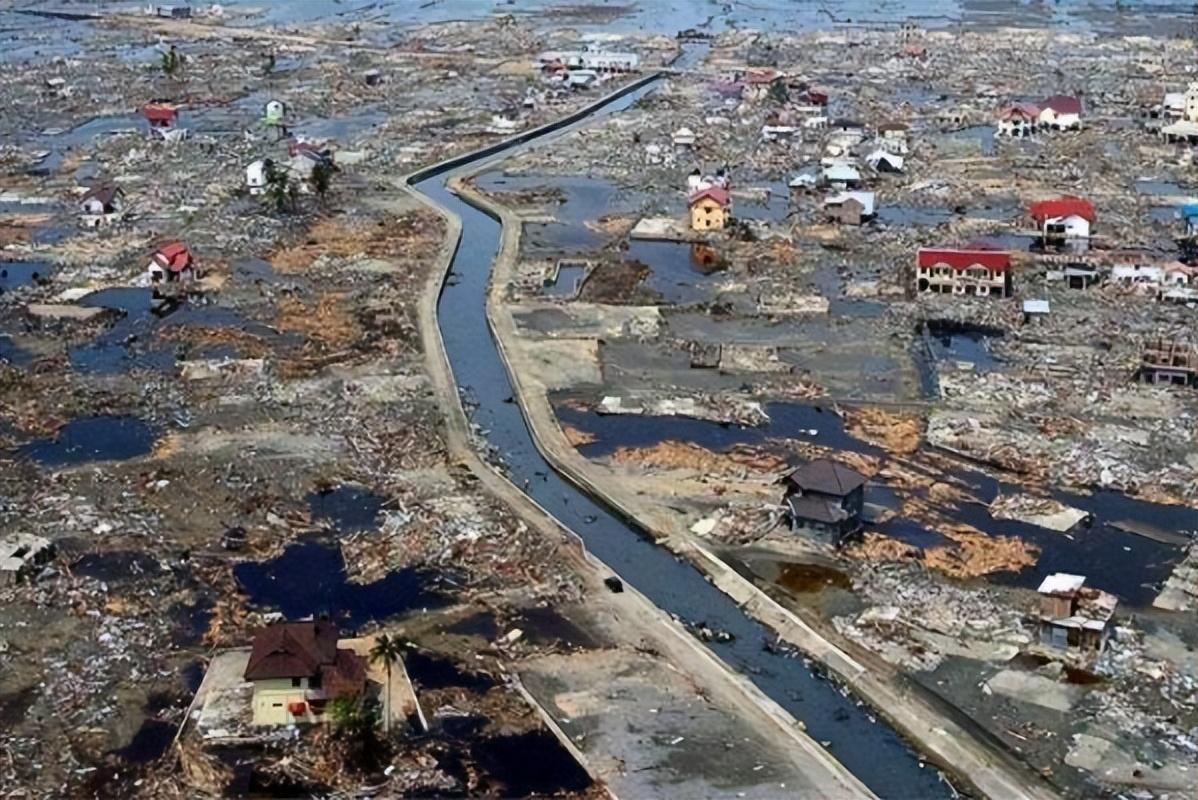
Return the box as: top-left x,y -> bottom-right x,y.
400,79 -> 875,799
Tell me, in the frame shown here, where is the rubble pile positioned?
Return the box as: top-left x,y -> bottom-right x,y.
831,563 -> 1029,671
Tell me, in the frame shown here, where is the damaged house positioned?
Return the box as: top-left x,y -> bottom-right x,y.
1,534 -> 54,586
147,241 -> 195,283
1139,337 -> 1198,387
142,101 -> 185,141
996,103 -> 1040,137
823,190 -> 876,226
1036,573 -> 1117,657
1038,95 -> 1083,130
77,184 -> 125,227
783,460 -> 866,546
1030,196 -> 1094,253
915,247 -> 1012,297
688,186 -> 731,231
244,620 -> 368,727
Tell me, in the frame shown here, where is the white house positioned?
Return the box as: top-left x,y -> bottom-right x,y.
760,125 -> 798,142
1029,197 -> 1095,252
78,184 -> 126,228
996,103 -> 1039,137
537,47 -> 639,73
821,160 -> 861,189
264,99 -> 286,126
287,140 -> 333,184
565,70 -> 599,89
246,160 -> 270,195
1110,264 -> 1163,288
686,169 -> 729,195
1039,95 -> 1082,130
1186,82 -> 1198,122
1164,91 -> 1186,118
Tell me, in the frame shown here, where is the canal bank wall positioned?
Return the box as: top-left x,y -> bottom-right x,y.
460,173 -> 1062,800
400,78 -> 874,799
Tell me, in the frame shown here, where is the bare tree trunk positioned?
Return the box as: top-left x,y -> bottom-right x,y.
384,663 -> 392,733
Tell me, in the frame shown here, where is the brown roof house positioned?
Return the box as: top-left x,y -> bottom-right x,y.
783,459 -> 867,546
78,184 -> 126,228
243,620 -> 367,727
1035,573 -> 1117,659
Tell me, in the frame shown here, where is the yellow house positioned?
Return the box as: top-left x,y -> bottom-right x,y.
688,186 -> 731,231
244,620 -> 367,727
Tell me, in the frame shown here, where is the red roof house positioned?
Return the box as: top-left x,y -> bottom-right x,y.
998,103 -> 1041,122
1028,196 -> 1095,223
244,620 -> 341,682
152,241 -> 193,273
1041,95 -> 1083,115
142,102 -> 178,127
147,241 -> 195,283
688,186 -> 731,208
243,620 -> 369,726
915,247 -> 1013,297
916,248 -> 1012,272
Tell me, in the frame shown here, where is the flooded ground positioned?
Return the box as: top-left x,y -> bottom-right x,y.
233,538 -> 451,630
418,75 -> 953,797
306,484 -> 386,532
20,416 -> 157,467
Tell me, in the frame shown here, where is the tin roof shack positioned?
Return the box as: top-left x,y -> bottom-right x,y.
0,534 -> 54,586
783,460 -> 866,547
1030,196 -> 1094,254
915,247 -> 1012,297
148,241 -> 195,283
1139,337 -> 1198,387
688,186 -> 731,231
243,620 -> 368,727
77,184 -> 125,228
1036,573 -> 1117,660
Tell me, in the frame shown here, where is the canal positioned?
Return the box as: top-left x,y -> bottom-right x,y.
410,76 -> 951,797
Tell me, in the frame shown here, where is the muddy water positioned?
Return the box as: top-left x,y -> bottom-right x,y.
556,400 -> 875,457
412,72 -> 950,796
0,260 -> 54,293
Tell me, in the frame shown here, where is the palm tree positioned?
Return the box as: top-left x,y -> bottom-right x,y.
369,634 -> 404,733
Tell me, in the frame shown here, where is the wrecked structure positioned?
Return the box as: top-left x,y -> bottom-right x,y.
1139,337 -> 1198,387
914,247 -> 1012,297
1035,573 -> 1117,657
0,534 -> 54,586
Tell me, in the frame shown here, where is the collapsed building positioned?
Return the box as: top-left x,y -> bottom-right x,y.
1139,337 -> 1198,387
